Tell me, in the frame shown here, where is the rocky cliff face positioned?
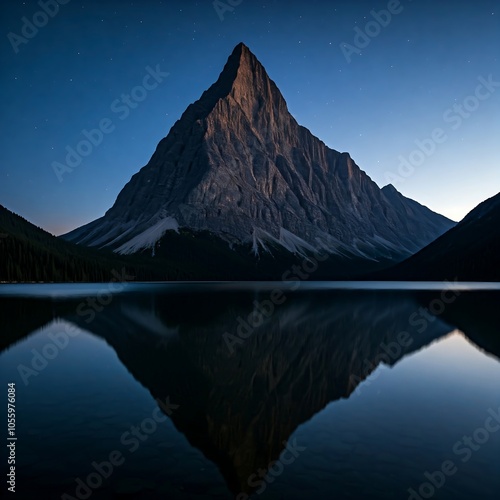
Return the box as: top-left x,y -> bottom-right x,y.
63,43 -> 455,259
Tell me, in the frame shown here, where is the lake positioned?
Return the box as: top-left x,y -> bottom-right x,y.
1,283 -> 499,499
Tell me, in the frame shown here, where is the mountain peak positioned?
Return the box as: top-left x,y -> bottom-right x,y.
171,43 -> 275,127
224,42 -> 273,91
229,42 -> 258,65
382,184 -> 399,194
219,42 -> 260,85
231,41 -> 250,56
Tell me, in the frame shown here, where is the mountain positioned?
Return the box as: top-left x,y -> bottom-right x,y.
63,43 -> 454,263
382,192 -> 500,281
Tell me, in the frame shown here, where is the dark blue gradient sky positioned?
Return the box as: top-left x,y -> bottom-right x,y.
1,0 -> 499,235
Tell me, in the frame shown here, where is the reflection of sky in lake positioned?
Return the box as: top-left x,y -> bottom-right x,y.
286,331 -> 500,499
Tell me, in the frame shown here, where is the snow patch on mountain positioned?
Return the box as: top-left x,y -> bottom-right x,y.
279,228 -> 317,255
115,217 -> 179,255
101,224 -> 137,248
252,227 -> 341,258
252,227 -> 277,255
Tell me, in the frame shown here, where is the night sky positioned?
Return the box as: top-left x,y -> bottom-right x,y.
1,0 -> 499,235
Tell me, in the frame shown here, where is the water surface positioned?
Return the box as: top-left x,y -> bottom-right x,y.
0,283 -> 499,499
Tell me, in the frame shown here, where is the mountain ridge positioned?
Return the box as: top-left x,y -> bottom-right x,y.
379,191 -> 500,281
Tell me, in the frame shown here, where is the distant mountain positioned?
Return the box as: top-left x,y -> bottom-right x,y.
382,192 -> 500,281
63,43 -> 454,263
380,184 -> 456,247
